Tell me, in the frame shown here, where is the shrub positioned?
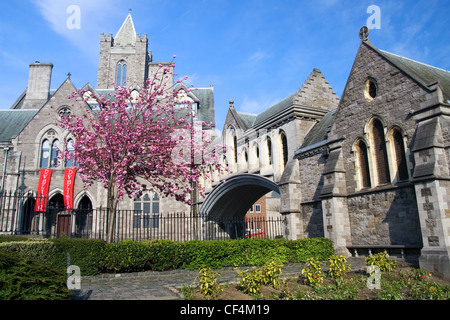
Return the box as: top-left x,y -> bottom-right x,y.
0,236 -> 334,275
0,238 -> 106,276
195,265 -> 223,299
365,252 -> 398,272
301,257 -> 324,288
238,261 -> 283,294
328,254 -> 351,281
0,249 -> 71,300
50,238 -> 106,275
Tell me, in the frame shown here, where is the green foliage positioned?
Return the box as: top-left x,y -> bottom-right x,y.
0,249 -> 72,300
195,265 -> 223,299
0,236 -> 333,276
98,238 -> 333,273
328,254 -> 351,280
0,237 -> 106,276
51,238 -> 106,275
365,251 -> 398,272
301,257 -> 323,288
238,261 -> 283,294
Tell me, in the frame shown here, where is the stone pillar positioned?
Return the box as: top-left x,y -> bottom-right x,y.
411,114 -> 450,279
320,145 -> 352,257
415,180 -> 450,278
279,159 -> 304,240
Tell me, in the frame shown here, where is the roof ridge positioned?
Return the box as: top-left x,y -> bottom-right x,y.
380,49 -> 450,75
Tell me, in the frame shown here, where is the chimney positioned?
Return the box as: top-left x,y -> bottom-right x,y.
22,62 -> 53,109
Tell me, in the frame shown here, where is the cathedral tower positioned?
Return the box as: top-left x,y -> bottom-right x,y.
96,12 -> 151,89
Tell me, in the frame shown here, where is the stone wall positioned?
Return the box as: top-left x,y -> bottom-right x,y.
347,186 -> 422,246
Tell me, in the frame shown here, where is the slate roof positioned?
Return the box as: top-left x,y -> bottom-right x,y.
0,110 -> 38,142
253,93 -> 296,126
300,108 -> 337,149
365,40 -> 450,101
236,111 -> 257,129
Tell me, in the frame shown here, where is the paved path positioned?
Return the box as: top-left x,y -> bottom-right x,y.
70,258 -> 368,300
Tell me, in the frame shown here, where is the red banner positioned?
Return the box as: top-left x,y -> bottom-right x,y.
35,169 -> 52,212
63,168 -> 76,211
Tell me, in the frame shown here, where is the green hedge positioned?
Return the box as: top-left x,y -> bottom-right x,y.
0,237 -> 334,275
98,238 -> 334,273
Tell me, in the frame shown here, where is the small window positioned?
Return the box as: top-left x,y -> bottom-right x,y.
255,204 -> 261,213
364,78 -> 378,101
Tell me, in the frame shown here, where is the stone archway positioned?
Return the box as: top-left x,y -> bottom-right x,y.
200,174 -> 280,221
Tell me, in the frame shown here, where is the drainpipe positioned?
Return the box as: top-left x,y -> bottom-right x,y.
1,147 -> 10,192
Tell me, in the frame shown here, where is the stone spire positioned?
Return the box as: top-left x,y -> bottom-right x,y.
114,12 -> 137,46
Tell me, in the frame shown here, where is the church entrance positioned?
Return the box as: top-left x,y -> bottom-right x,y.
47,193 -> 70,237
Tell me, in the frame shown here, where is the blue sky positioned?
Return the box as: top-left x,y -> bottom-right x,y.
1,0 -> 449,132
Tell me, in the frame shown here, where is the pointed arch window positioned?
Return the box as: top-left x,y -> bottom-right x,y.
40,140 -> 50,168
356,140 -> 371,188
65,139 -> 75,168
116,60 -> 127,86
267,137 -> 272,165
50,139 -> 59,168
280,132 -> 288,166
372,120 -> 390,184
392,130 -> 408,181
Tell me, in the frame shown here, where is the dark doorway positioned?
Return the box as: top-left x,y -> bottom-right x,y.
22,195 -> 37,234
76,195 -> 93,237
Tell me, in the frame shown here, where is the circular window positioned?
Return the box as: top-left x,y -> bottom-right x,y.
57,106 -> 72,120
364,78 -> 378,102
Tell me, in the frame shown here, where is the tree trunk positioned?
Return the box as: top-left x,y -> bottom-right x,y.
106,184 -> 118,244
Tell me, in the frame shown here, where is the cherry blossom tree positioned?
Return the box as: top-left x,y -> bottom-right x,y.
59,60 -> 226,242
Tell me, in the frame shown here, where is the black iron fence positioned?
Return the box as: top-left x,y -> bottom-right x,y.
0,191 -> 287,242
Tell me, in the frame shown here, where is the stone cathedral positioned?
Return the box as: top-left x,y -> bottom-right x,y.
1,13 -> 449,278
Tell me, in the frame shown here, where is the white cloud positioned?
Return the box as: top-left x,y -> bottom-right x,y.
247,50 -> 270,64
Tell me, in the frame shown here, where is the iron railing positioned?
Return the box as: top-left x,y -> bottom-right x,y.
0,190 -> 287,242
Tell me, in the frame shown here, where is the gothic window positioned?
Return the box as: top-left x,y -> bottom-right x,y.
392,130 -> 409,181
356,139 -> 371,188
227,126 -> 237,165
40,140 -> 50,168
65,139 -> 75,168
243,149 -> 248,170
116,60 -> 127,86
280,132 -> 288,166
133,193 -> 160,229
50,139 -> 59,168
267,137 -> 272,165
371,119 -> 390,184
